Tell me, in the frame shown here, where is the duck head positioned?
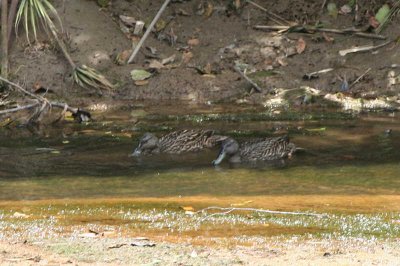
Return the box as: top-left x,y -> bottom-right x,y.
131,133 -> 160,156
212,137 -> 241,165
287,142 -> 297,158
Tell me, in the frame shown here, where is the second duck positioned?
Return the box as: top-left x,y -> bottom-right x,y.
212,135 -> 296,165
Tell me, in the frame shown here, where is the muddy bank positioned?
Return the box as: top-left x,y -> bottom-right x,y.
5,0 -> 400,110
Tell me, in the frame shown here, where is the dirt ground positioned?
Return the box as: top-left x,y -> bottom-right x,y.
1,238 -> 400,265
7,0 -> 400,106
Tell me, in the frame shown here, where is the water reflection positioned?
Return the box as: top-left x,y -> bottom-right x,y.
1,108 -> 400,200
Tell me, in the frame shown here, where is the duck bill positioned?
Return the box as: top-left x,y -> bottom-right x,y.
212,150 -> 226,166
130,147 -> 142,157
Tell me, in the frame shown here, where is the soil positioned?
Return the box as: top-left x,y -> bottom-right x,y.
6,0 -> 400,106
2,238 -> 400,265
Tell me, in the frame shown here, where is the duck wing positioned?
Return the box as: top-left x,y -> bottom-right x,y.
240,135 -> 291,161
160,129 -> 215,153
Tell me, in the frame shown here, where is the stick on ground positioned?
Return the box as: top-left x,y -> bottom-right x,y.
349,68 -> 371,89
128,0 -> 171,63
253,25 -> 387,40
0,102 -> 39,115
246,0 -> 290,26
0,76 -> 46,102
234,66 -> 262,93
197,206 -> 325,222
339,40 -> 392,56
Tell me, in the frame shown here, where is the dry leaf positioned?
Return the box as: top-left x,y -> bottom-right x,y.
296,37 -> 306,54
204,2 -> 214,17
339,4 -> 352,14
203,63 -> 212,74
182,51 -> 194,64
119,15 -> 136,26
135,80 -> 149,86
234,0 -> 241,9
181,206 -> 195,211
187,38 -> 200,46
115,49 -> 132,65
202,74 -> 216,78
322,32 -> 334,42
276,57 -> 288,66
155,19 -> 167,32
148,60 -> 165,69
161,54 -> 176,65
118,22 -> 130,35
231,200 -> 254,207
177,8 -> 190,16
12,212 -> 30,218
369,16 -> 380,28
102,231 -> 117,237
146,46 -> 158,55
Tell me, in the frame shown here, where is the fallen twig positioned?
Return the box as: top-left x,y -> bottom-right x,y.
234,66 -> 262,93
320,0 -> 327,15
246,0 -> 290,26
0,76 -> 46,102
349,68 -> 371,89
339,40 -> 392,56
128,0 -> 171,63
0,76 -> 90,122
253,25 -> 387,40
0,101 -> 85,119
197,206 -> 325,222
0,102 -> 39,115
199,208 -> 236,222
108,243 -> 127,249
303,68 -> 334,80
317,28 -> 386,40
379,64 -> 400,70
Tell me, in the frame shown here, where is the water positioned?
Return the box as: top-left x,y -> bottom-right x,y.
1,104 -> 400,241
1,105 -> 399,201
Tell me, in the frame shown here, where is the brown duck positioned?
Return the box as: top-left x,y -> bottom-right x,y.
212,135 -> 296,165
132,129 -> 227,156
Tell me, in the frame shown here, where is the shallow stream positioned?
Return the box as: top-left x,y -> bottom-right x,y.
1,103 -> 400,241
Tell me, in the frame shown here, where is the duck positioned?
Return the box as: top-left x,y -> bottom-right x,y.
132,129 -> 228,156
212,135 -> 296,165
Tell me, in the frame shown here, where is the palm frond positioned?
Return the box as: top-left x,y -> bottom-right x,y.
73,65 -> 115,91
15,0 -> 63,43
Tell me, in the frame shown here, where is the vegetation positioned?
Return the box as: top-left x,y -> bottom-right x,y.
2,0 -> 114,91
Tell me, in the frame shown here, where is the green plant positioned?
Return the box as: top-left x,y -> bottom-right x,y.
14,0 -> 114,91
15,0 -> 63,44
376,1 -> 400,33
